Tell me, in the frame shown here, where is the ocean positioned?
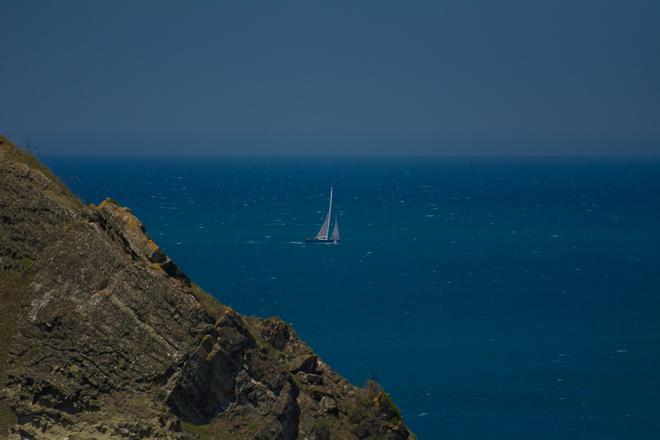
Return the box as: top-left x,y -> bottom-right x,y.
45,156 -> 660,440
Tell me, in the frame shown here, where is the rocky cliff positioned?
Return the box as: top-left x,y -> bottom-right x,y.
0,135 -> 414,440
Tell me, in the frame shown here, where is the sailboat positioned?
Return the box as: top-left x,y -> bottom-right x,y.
305,187 -> 341,244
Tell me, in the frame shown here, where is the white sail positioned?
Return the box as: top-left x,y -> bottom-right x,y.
331,215 -> 340,241
315,187 -> 333,239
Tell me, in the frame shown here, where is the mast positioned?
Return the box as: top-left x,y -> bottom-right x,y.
315,186 -> 333,240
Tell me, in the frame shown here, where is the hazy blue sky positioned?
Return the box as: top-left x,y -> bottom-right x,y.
1,0 -> 659,155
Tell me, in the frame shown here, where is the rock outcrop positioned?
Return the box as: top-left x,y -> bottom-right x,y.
0,135 -> 414,439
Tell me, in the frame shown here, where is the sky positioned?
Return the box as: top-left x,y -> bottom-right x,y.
1,0 -> 659,155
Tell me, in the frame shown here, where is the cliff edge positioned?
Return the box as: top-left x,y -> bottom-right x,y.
0,135 -> 414,439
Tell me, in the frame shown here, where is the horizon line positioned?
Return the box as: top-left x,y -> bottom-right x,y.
37,151 -> 660,159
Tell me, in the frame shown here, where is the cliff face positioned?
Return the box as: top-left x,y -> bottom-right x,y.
0,136 -> 414,440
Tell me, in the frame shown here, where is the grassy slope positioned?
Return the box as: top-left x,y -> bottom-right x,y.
0,135 -> 75,433
0,271 -> 30,434
0,135 -> 81,210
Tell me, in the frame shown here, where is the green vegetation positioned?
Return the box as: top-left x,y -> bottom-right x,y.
190,283 -> 226,321
180,421 -> 214,439
376,390 -> 402,424
364,380 -> 401,417
0,401 -> 18,434
345,380 -> 411,439
19,257 -> 35,270
0,135 -> 81,209
0,271 -> 29,435
313,419 -> 331,440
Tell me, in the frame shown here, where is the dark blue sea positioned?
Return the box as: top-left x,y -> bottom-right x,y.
45,156 -> 660,440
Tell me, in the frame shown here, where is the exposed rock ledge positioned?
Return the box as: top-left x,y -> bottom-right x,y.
0,135 -> 415,439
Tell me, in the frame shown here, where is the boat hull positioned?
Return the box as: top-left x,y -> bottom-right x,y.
304,238 -> 340,244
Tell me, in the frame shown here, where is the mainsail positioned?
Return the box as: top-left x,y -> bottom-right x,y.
315,186 -> 333,239
331,215 -> 340,242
